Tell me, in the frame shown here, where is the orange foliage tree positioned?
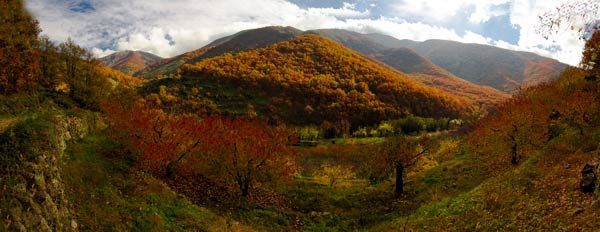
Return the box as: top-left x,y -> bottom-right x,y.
561,91 -> 599,136
469,96 -> 549,165
582,31 -> 600,78
367,136 -> 432,195
0,0 -> 41,94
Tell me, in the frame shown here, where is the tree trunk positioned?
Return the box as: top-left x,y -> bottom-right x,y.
510,143 -> 518,165
395,162 -> 404,196
240,180 -> 250,197
165,152 -> 187,179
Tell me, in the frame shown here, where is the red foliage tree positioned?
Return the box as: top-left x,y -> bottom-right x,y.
200,118 -> 298,197
103,100 -> 206,177
103,99 -> 298,196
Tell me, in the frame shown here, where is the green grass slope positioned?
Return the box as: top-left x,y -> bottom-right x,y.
62,135 -> 250,231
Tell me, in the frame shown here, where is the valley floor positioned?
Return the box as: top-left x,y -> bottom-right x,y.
59,131 -> 600,231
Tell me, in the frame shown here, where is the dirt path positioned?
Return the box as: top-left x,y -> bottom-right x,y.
0,117 -> 18,133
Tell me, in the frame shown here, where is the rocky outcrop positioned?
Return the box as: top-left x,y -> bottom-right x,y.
580,163 -> 597,193
0,113 -> 105,231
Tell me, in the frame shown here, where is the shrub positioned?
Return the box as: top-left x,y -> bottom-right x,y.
313,163 -> 355,188
298,127 -> 320,141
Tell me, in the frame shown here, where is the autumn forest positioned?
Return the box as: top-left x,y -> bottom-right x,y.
1,0 -> 600,231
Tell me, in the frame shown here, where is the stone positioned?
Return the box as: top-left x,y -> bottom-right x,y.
580,163 -> 597,193
1,115 -> 90,231
549,110 -> 561,120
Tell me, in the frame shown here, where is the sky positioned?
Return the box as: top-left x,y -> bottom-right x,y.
24,0 -> 591,65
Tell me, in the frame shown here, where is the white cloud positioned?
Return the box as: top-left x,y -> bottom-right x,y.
24,0 -> 587,65
27,0 -> 375,57
91,47 -> 115,57
390,0 -> 587,65
328,17 -> 494,45
392,0 -> 510,23
307,2 -> 370,18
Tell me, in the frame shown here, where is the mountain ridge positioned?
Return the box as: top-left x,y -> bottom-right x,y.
136,26 -> 302,78
365,35 -> 569,91
306,29 -> 510,109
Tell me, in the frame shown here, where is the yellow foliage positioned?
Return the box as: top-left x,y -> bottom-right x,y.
313,163 -> 355,188
406,155 -> 438,178
159,85 -> 177,102
435,139 -> 460,161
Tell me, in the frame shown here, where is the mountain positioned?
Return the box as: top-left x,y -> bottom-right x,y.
138,27 -> 507,109
143,35 -> 473,127
307,29 -> 509,109
100,50 -> 161,75
366,35 -> 568,91
136,26 -> 302,78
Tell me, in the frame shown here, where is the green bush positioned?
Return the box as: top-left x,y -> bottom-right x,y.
384,116 -> 454,135
298,127 -> 320,141
377,123 -> 394,137
352,127 -> 368,138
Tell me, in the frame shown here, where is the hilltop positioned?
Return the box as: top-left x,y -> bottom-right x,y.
136,26 -> 302,78
100,50 -> 162,75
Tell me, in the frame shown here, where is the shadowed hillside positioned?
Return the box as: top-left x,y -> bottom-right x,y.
367,34 -> 568,91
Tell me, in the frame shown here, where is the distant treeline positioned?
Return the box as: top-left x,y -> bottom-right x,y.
297,116 -> 461,140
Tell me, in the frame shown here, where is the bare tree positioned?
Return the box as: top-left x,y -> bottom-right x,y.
537,0 -> 600,40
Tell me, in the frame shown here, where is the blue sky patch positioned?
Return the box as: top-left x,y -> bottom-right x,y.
68,1 -> 95,13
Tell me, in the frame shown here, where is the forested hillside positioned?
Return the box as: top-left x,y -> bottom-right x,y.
143,34 -> 471,130
135,27 -> 509,110
308,29 -> 510,109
